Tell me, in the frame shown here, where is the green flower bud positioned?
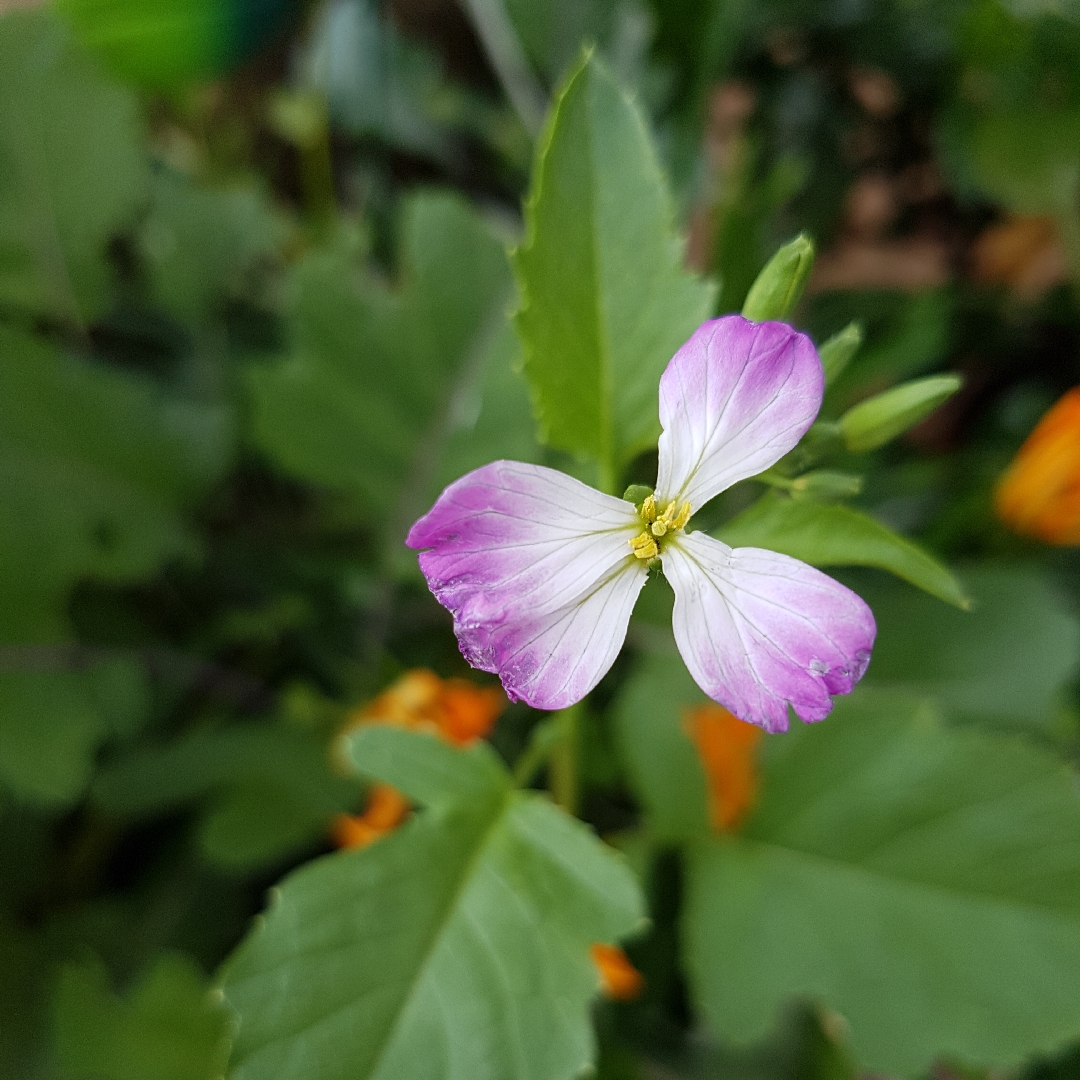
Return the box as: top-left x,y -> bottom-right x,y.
622,484 -> 654,509
818,322 -> 863,386
789,470 -> 865,501
742,234 -> 815,323
840,374 -> 963,453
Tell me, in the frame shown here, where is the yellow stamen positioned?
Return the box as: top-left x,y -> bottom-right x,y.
672,501 -> 692,530
630,532 -> 659,560
640,494 -> 656,523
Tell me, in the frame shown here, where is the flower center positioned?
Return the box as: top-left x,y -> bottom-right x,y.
630,494 -> 691,560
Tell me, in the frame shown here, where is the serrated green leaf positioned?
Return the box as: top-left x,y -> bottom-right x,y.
716,493 -> 969,609
0,10 -> 147,323
219,726 -> 644,1080
684,690 -> 1080,1073
512,52 -> 714,481
856,565 -> 1080,732
53,952 -> 232,1080
249,192 -> 530,548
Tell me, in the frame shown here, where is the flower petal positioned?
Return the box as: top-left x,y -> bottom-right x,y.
407,461 -> 647,709
662,531 -> 875,732
655,316 -> 824,511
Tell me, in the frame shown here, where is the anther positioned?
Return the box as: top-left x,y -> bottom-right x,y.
630,532 -> 659,560
640,494 -> 656,523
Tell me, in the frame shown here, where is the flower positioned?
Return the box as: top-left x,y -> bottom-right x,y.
683,703 -> 761,831
590,943 -> 645,1001
995,387 -> 1080,546
332,783 -> 410,850
341,668 -> 507,746
407,316 -> 876,732
331,670 -> 506,849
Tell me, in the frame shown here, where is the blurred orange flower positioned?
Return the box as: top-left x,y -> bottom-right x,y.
590,943 -> 644,1001
343,668 -> 506,745
683,703 -> 762,832
972,215 -> 1067,301
332,670 -> 507,850
995,388 -> 1080,546
331,783 -> 410,850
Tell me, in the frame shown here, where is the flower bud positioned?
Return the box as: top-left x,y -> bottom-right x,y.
742,234 -> 815,322
996,388 -> 1080,545
789,470 -> 864,501
819,322 -> 863,386
621,484 -> 655,509
839,374 -> 962,453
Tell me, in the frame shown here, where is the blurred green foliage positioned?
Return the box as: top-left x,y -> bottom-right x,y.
1,1 -> 1080,1079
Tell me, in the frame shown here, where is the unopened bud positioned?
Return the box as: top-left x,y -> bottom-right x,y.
818,322 -> 862,385
840,374 -> 962,452
789,470 -> 864,501
622,484 -> 654,509
742,234 -> 815,322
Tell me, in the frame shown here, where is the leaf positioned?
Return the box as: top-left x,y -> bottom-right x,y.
304,0 -> 453,161
219,726 -> 644,1080
612,650 -> 710,841
140,170 -> 289,325
249,192 -> 525,547
854,565 -> 1080,732
684,690 -> 1080,1073
55,0 -> 294,87
0,327 -> 231,641
0,10 -> 147,323
512,52 -> 715,476
53,952 -> 232,1080
0,661 -> 148,806
716,493 -> 970,609
93,722 -> 360,870
433,319 -> 541,499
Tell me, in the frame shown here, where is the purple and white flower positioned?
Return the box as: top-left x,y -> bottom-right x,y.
407,315 -> 875,732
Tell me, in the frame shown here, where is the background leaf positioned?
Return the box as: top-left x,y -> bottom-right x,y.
0,9 -> 146,324
53,952 -> 232,1080
512,52 -> 715,480
684,690 -> 1080,1074
717,493 -> 970,609
248,192 -> 532,551
219,727 -> 644,1080
0,327 -> 230,642
854,565 -> 1080,732
93,722 -> 359,870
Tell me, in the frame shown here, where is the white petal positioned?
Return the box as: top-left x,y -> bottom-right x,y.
408,461 -> 648,709
662,531 -> 876,731
656,316 -> 824,511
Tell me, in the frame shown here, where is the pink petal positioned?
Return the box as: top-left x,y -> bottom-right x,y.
655,316 -> 824,512
407,461 -> 647,709
661,531 -> 875,732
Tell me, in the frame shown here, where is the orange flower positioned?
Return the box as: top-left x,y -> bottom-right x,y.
684,703 -> 762,832
590,944 -> 644,1001
343,669 -> 506,745
995,388 -> 1080,546
972,215 -> 1067,300
332,783 -> 410,850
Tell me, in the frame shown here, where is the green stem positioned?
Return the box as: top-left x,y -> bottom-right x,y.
512,715 -> 561,786
548,705 -> 581,815
598,456 -> 619,498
